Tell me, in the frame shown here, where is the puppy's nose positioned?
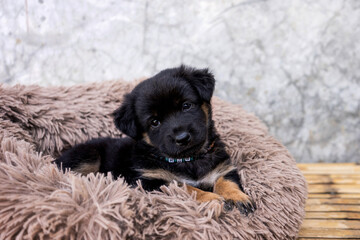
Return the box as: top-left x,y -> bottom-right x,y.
175,132 -> 191,146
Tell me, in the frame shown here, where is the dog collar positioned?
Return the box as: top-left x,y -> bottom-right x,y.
164,157 -> 194,163
156,141 -> 215,163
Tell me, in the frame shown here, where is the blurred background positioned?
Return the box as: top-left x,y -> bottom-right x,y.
1,0 -> 359,163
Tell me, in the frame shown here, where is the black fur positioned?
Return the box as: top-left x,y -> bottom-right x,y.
224,169 -> 245,192
55,65 -> 254,213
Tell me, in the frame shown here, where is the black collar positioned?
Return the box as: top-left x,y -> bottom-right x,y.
152,141 -> 216,163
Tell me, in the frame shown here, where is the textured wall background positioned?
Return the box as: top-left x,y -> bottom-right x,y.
1,0 -> 359,163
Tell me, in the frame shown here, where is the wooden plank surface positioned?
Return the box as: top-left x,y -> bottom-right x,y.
308,193 -> 360,199
297,163 -> 360,240
306,198 -> 360,205
299,229 -> 360,238
304,212 -> 360,220
305,174 -> 360,184
301,219 -> 360,229
308,184 -> 360,194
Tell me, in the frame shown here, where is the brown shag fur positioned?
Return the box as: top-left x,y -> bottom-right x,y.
0,81 -> 307,239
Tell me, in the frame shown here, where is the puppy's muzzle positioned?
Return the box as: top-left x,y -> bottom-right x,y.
175,132 -> 191,146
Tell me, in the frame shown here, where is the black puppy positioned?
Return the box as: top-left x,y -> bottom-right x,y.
55,65 -> 255,214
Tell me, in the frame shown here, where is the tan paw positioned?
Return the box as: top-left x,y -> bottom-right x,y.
214,177 -> 256,215
186,184 -> 223,202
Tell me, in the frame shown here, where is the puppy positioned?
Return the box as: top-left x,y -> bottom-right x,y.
55,65 -> 255,214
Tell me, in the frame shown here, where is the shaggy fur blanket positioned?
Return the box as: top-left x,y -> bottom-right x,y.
0,81 -> 307,240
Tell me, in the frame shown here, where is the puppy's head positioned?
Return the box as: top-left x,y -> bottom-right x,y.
113,65 -> 215,158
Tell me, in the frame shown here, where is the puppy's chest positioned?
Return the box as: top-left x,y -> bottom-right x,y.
178,173 -> 218,189
140,160 -> 236,189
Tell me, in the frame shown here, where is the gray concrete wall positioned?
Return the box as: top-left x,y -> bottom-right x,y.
1,0 -> 359,163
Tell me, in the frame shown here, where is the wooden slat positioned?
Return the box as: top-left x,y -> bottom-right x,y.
304,212 -> 360,220
305,174 -> 360,184
298,238 -> 360,240
298,163 -> 357,168
301,219 -> 360,229
306,198 -> 360,205
298,238 -> 357,240
308,184 -> 360,194
298,229 -> 360,238
298,163 -> 359,168
298,163 -> 360,174
308,193 -> 360,199
301,170 -> 360,175
306,204 -> 360,212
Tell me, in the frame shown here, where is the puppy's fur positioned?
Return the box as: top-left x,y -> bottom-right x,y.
55,66 -> 255,214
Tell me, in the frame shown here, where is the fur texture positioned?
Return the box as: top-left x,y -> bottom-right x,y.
0,80 -> 307,239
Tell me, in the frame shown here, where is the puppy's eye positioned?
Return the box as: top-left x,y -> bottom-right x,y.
150,119 -> 160,128
182,102 -> 192,111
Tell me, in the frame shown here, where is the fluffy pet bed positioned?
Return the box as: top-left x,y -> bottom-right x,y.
0,80 -> 307,239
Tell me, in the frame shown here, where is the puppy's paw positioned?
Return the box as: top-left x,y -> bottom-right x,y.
221,190 -> 256,215
197,192 -> 223,202
186,184 -> 223,202
214,177 -> 256,215
223,199 -> 256,215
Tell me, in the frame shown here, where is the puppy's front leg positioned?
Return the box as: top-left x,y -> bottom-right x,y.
214,170 -> 255,215
55,142 -> 102,175
186,185 -> 222,202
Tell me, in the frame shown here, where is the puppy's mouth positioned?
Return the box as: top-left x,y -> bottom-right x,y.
164,141 -> 207,158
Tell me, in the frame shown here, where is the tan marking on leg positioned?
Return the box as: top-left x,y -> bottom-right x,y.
143,133 -> 153,146
140,169 -> 179,182
200,162 -> 236,186
214,177 -> 250,203
201,103 -> 209,122
140,170 -> 222,202
186,185 -> 223,202
74,159 -> 100,175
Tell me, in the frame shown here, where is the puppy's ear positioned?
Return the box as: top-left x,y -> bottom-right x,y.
112,94 -> 141,139
179,65 -> 215,102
